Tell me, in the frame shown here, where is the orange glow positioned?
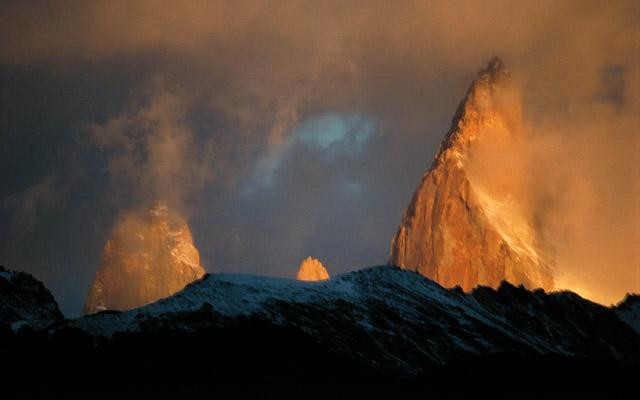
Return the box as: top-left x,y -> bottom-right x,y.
84,203 -> 205,314
296,257 -> 330,281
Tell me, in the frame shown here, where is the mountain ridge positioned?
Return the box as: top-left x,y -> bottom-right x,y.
2,263 -> 638,396
70,265 -> 639,371
390,57 -> 554,292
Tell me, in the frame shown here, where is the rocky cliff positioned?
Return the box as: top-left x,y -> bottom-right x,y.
84,203 -> 205,314
390,57 -> 554,291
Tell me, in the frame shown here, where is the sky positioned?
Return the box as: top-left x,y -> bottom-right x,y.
1,0 -> 638,316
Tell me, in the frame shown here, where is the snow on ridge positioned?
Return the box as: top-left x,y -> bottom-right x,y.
69,265 -> 637,365
73,266 -> 436,336
72,265 -> 504,345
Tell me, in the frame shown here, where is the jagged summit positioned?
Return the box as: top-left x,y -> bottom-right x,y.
83,203 -> 205,314
390,58 -> 553,292
434,57 -> 515,166
484,56 -> 508,76
477,56 -> 511,92
296,257 -> 330,281
487,56 -> 504,70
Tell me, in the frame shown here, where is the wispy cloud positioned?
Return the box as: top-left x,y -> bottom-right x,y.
2,174 -> 59,239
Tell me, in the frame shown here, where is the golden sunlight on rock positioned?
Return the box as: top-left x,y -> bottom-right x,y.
83,202 -> 205,314
390,58 -> 554,292
296,257 -> 330,281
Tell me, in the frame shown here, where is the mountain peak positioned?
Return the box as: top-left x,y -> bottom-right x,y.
476,56 -> 510,85
431,56 -> 517,168
83,204 -> 205,314
296,257 -> 330,281
390,58 -> 553,292
485,56 -> 507,74
488,56 -> 503,69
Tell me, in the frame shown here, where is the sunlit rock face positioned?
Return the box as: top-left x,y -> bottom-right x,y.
296,257 -> 330,281
390,57 -> 554,292
84,203 -> 205,314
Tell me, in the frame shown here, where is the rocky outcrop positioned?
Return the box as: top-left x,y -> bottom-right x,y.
84,202 -> 205,314
296,256 -> 330,281
615,294 -> 640,334
390,57 -> 554,291
0,265 -> 64,331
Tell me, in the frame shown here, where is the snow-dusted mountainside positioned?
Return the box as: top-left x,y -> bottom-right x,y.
390,57 -> 554,291
84,202 -> 206,314
2,264 -> 638,395
0,265 -> 64,331
73,265 -> 639,373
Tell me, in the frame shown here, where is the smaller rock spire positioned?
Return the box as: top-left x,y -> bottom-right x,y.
296,257 -> 330,281
84,204 -> 205,315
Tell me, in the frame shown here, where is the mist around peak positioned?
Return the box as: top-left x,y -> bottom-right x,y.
83,204 -> 205,314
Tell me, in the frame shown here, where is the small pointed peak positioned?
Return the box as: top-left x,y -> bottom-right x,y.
488,56 -> 504,72
296,257 -> 330,282
478,56 -> 509,82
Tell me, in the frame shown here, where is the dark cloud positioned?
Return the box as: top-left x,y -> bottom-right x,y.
2,174 -> 58,239
0,0 -> 638,315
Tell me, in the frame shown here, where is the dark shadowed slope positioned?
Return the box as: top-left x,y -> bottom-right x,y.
0,264 -> 63,331
1,264 -> 638,397
73,265 -> 638,370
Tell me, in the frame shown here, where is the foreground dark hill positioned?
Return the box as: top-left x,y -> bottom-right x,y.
0,265 -> 63,331
1,265 -> 639,397
72,265 -> 639,367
